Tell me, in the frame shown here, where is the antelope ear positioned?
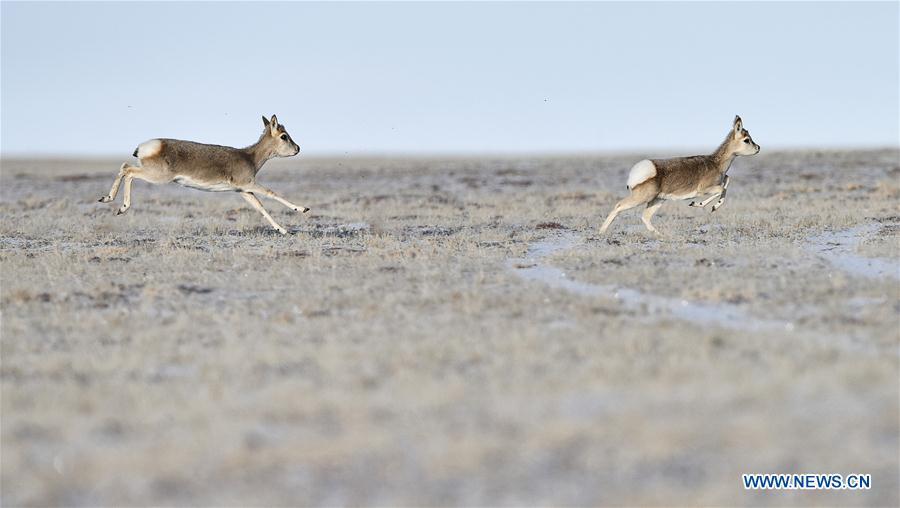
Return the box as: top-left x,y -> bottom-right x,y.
733,115 -> 743,132
262,115 -> 270,128
270,115 -> 279,129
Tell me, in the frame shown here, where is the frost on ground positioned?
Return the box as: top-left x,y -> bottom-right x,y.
1,150 -> 898,506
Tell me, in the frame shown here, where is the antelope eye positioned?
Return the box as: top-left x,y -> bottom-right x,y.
744,138 -> 751,143
280,134 -> 288,141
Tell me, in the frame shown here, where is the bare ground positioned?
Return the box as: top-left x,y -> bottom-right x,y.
1,149 -> 898,506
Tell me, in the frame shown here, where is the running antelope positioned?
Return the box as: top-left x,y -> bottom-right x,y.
99,115 -> 308,234
599,115 -> 760,235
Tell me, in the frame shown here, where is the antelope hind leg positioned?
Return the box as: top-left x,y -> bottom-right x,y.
115,164 -> 173,215
641,199 -> 665,235
99,163 -> 130,203
117,176 -> 134,215
599,191 -> 654,235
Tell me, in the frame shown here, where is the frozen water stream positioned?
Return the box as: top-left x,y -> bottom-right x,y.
806,223 -> 898,280
508,222 -> 897,342
508,232 -> 788,331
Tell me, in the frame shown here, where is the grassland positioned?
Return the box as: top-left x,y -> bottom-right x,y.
1,149 -> 898,506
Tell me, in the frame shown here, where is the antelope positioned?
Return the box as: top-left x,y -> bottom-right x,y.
599,115 -> 760,235
98,115 -> 308,234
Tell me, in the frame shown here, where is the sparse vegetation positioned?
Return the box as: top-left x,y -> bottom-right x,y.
1,150 -> 898,505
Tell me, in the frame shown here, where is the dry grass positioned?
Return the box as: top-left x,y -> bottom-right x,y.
1,150 -> 898,506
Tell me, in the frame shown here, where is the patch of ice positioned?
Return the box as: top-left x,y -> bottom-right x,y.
806,223 -> 899,280
508,232 -> 787,331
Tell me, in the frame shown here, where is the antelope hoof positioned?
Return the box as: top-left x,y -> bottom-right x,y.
689,201 -> 699,207
276,227 -> 288,235
116,206 -> 128,215
99,196 -> 112,203
302,207 -> 310,213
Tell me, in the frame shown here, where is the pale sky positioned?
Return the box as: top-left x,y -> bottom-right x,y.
1,1 -> 898,156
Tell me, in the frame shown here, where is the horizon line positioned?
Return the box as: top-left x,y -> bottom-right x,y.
2,144 -> 898,162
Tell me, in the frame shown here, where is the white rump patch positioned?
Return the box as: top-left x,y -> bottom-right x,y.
173,176 -> 235,192
626,159 -> 656,189
136,139 -> 162,159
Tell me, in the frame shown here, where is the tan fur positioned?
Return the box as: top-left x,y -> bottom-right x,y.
599,115 -> 760,235
99,115 -> 306,235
